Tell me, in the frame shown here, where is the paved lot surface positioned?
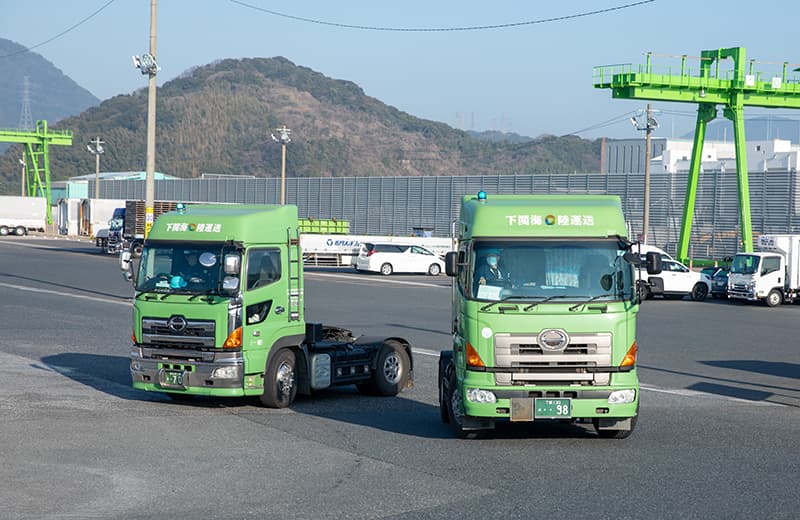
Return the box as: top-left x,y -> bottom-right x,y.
0,237 -> 798,519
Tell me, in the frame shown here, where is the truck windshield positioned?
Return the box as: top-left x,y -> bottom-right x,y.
730,254 -> 759,274
136,243 -> 226,295
469,239 -> 633,303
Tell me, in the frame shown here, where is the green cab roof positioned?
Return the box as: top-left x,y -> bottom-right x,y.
148,204 -> 298,244
459,194 -> 628,239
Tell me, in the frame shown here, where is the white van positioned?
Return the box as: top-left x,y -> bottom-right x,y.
355,243 -> 444,276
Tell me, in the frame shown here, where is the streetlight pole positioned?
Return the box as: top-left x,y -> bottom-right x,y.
87,136 -> 105,198
271,126 -> 291,205
19,155 -> 26,197
144,0 -> 158,237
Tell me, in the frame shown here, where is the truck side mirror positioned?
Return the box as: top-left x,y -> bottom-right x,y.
445,251 -> 458,277
224,253 -> 241,274
646,251 -> 662,275
120,250 -> 136,284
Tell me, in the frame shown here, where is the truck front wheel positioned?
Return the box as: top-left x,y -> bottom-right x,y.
445,368 -> 482,439
765,289 -> 783,307
260,349 -> 297,408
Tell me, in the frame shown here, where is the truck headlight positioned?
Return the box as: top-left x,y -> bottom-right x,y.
608,389 -> 636,404
467,388 -> 497,404
211,366 -> 239,379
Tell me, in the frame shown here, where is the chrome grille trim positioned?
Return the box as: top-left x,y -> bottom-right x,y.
494,332 -> 612,386
141,317 -> 216,348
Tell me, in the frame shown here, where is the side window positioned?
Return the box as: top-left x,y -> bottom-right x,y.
411,246 -> 432,255
246,249 -> 281,290
763,257 -> 781,275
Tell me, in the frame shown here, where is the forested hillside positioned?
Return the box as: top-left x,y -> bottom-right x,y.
0,56 -> 600,193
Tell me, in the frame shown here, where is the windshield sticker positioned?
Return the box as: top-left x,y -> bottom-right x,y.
165,223 -> 222,232
505,215 -> 594,227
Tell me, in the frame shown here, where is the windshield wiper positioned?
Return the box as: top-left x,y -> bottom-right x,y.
188,290 -> 217,302
480,295 -> 530,312
522,295 -> 572,311
568,293 -> 612,312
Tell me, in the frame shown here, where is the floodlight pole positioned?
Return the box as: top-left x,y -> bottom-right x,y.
87,136 -> 105,198
273,126 -> 291,205
144,0 -> 158,237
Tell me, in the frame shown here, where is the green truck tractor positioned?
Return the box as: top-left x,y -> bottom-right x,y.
121,203 -> 413,407
439,192 -> 660,438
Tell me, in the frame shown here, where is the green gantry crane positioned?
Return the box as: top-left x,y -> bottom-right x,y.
0,120 -> 73,224
594,47 -> 800,262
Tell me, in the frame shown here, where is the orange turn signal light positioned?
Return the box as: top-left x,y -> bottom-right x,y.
131,330 -> 137,344
223,327 -> 242,348
466,342 -> 485,368
620,341 -> 637,368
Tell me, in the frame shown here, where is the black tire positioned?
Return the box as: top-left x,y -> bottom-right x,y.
765,289 -> 783,307
380,263 -> 393,276
691,283 -> 709,301
14,226 -> 26,236
446,367 -> 480,439
438,352 -> 453,423
428,263 -> 441,276
636,281 -> 651,301
594,414 -> 637,439
0,226 -> 8,236
359,341 -> 410,396
260,349 -> 297,408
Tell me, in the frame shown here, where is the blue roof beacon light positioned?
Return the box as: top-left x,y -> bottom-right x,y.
176,203 -> 186,215
477,191 -> 488,203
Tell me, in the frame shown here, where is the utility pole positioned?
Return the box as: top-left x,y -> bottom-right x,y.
643,103 -> 653,244
87,136 -> 105,198
630,104 -> 658,244
271,126 -> 292,205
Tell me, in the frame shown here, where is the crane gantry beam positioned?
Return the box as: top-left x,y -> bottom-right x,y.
594,47 -> 800,261
0,120 -> 73,225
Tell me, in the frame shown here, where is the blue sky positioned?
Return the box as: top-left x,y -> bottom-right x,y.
2,0 -> 799,140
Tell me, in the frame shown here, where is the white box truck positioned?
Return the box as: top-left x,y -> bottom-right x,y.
728,234 -> 800,307
0,195 -> 46,236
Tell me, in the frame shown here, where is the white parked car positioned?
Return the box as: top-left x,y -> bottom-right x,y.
355,243 -> 444,276
638,259 -> 712,301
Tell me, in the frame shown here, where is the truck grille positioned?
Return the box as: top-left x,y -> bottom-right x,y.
494,332 -> 612,386
141,317 -> 216,349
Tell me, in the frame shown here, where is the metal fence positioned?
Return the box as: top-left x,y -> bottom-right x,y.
97,171 -> 800,260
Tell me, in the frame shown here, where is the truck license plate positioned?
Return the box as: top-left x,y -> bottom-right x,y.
160,370 -> 184,387
534,398 -> 571,418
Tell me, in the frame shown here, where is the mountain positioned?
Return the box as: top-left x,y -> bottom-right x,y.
0,56 -> 600,192
0,38 -> 100,131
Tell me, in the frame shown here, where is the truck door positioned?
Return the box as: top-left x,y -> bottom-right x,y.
759,255 -> 783,292
242,248 -> 290,351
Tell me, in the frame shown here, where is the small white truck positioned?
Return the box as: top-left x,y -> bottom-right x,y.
0,195 -> 46,236
728,234 -> 800,307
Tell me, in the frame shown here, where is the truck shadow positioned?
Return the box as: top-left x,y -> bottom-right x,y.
700,360 -> 800,379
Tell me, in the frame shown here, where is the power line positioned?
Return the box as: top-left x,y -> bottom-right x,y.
230,0 -> 657,32
0,0 -> 117,59
567,111 -> 638,135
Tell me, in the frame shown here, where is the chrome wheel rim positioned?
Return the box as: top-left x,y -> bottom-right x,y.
382,352 -> 401,384
276,361 -> 295,397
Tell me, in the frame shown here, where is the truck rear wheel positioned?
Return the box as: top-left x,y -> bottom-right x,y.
765,289 -> 783,307
14,226 -> 26,236
260,349 -> 297,408
358,340 -> 409,396
0,226 -> 8,236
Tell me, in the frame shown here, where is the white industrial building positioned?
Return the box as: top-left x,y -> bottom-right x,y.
605,138 -> 800,174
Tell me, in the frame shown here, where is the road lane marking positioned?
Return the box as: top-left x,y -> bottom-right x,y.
0,282 -> 131,306
305,271 -> 449,289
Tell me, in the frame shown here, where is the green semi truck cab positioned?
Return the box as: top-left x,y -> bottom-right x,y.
438,192 -> 659,438
121,203 -> 413,407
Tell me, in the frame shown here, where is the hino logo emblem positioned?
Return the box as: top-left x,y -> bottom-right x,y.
538,329 -> 569,351
167,315 -> 188,333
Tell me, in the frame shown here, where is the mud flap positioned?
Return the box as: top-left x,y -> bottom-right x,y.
595,417 -> 633,430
